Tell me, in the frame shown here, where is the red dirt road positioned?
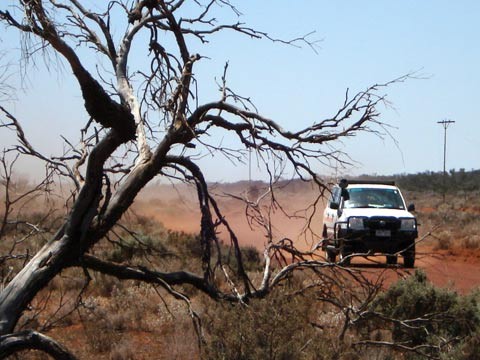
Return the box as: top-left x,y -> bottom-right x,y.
415,247 -> 480,293
341,248 -> 480,294
135,182 -> 480,294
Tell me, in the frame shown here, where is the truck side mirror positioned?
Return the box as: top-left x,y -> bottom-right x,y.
330,202 -> 339,210
407,203 -> 415,212
341,188 -> 350,201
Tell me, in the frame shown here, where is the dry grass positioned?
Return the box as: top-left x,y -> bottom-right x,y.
404,190 -> 480,251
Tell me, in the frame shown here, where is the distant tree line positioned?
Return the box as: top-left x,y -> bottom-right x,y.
356,168 -> 480,193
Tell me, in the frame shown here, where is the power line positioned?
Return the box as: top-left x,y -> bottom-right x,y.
437,119 -> 455,201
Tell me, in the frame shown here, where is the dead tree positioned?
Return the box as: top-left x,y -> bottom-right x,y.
0,1 -> 407,357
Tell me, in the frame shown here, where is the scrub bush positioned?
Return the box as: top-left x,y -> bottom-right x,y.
373,270 -> 480,359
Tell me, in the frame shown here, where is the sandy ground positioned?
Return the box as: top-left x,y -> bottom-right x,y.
134,181 -> 480,294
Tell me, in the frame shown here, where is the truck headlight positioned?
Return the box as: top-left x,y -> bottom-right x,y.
348,217 -> 365,230
400,218 -> 416,231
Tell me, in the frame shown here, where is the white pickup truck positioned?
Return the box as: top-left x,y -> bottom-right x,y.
322,179 -> 417,267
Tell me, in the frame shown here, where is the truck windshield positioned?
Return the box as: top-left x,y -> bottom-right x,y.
343,188 -> 405,209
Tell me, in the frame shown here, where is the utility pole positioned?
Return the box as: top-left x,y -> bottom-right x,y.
437,119 -> 455,202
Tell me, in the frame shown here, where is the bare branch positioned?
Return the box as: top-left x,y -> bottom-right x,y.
79,254 -> 222,300
0,330 -> 78,360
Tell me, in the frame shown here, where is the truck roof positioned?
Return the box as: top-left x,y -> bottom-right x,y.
340,179 -> 396,186
345,183 -> 399,190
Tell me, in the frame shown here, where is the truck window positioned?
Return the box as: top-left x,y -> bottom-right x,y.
343,188 -> 405,209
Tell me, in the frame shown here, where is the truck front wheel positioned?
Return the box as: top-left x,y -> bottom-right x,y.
403,252 -> 415,268
339,248 -> 351,265
386,255 -> 398,265
402,243 -> 416,268
325,250 -> 336,263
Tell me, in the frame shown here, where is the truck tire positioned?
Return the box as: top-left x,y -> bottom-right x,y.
325,250 -> 336,263
339,250 -> 351,265
403,243 -> 416,268
386,255 -> 398,265
337,236 -> 351,265
403,253 -> 415,268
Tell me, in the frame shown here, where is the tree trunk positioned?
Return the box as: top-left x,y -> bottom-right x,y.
0,131 -> 123,335
0,233 -> 72,334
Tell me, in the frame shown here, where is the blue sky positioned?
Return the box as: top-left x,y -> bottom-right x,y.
196,0 -> 479,179
1,1 -> 479,182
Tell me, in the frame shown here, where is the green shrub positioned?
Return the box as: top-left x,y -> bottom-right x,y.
372,270 -> 480,358
202,283 -> 342,360
240,245 -> 262,271
443,329 -> 480,360
166,230 -> 203,258
164,231 -> 262,273
107,232 -> 168,263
